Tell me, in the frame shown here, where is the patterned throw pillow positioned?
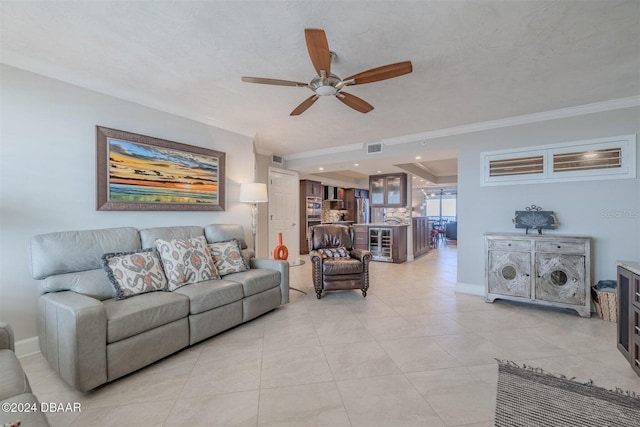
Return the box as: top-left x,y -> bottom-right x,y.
208,239 -> 250,276
155,236 -> 219,290
102,249 -> 168,300
317,247 -> 351,259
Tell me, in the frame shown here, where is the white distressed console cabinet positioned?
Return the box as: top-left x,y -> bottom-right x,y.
485,233 -> 591,317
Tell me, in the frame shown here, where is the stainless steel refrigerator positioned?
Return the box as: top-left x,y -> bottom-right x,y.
355,197 -> 370,224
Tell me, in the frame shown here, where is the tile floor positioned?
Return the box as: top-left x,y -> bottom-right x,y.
19,246 -> 640,426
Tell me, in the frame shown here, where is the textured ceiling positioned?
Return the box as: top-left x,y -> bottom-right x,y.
2,1 -> 639,182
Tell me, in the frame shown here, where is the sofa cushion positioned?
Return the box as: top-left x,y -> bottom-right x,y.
224,269 -> 281,297
31,227 -> 141,280
322,259 -> 363,276
173,279 -> 244,314
155,237 -> 219,290
208,240 -> 249,276
102,249 -> 168,300
104,292 -> 189,343
43,268 -> 115,300
0,350 -> 30,401
139,226 -> 205,249
203,224 -> 248,249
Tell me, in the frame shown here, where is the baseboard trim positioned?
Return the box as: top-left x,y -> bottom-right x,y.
455,282 -> 485,296
15,336 -> 40,358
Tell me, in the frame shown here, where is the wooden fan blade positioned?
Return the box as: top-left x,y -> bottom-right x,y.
241,76 -> 308,87
290,95 -> 320,116
304,29 -> 331,77
345,61 -> 413,85
336,92 -> 374,114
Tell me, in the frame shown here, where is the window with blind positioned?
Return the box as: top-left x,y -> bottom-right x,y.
481,135 -> 635,186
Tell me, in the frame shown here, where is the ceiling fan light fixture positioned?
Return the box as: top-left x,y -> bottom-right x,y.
315,85 -> 338,96
242,29 -> 412,115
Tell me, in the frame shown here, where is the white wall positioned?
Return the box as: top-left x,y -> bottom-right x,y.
427,107 -> 639,294
0,65 -> 257,346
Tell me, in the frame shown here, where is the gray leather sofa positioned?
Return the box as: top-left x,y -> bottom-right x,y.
30,224 -> 289,392
0,322 -> 50,426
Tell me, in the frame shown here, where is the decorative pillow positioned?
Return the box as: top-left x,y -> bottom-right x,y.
155,236 -> 219,290
318,247 -> 351,259
208,239 -> 250,276
102,249 -> 168,300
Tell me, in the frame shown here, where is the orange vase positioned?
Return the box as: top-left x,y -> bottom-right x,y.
273,232 -> 289,260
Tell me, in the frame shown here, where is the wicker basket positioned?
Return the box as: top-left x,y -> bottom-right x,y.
594,289 -> 617,322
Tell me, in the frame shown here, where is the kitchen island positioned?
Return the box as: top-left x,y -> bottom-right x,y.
353,223 -> 408,263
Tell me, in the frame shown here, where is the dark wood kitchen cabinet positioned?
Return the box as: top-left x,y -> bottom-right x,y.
303,180 -> 322,197
369,173 -> 407,207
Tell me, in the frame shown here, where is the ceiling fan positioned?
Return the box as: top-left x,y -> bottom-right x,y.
241,28 -> 413,116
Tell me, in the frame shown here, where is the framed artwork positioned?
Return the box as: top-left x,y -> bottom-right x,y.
96,126 -> 225,211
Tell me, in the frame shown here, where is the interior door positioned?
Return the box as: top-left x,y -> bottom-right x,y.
268,167 -> 300,264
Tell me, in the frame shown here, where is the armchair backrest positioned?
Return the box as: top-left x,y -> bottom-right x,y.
309,225 -> 354,251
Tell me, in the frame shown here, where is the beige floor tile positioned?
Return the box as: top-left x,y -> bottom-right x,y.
346,296 -> 400,319
323,341 -> 401,380
477,329 -> 570,360
180,345 -> 262,398
260,345 -> 333,388
405,313 -> 471,337
313,318 -> 376,345
406,366 -> 487,396
363,315 -> 427,339
407,368 -> 496,426
258,382 -> 350,426
337,374 -> 445,427
263,321 -> 321,350
466,363 -> 499,386
380,336 -> 461,372
165,390 -> 259,426
69,400 -> 173,426
434,333 -> 515,366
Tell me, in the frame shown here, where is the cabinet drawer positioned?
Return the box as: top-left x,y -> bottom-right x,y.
633,306 -> 640,341
535,241 -> 586,254
632,336 -> 640,376
487,239 -> 531,251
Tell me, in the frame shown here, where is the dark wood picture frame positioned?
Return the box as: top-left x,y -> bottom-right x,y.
96,126 -> 225,211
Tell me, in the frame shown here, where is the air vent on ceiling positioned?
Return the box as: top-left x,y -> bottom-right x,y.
271,153 -> 284,165
366,142 -> 383,154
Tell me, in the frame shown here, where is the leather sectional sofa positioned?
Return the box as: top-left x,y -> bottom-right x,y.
29,224 -> 289,392
0,322 -> 50,426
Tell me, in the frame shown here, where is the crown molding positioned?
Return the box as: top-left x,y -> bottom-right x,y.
284,141 -> 365,161
285,96 -> 640,160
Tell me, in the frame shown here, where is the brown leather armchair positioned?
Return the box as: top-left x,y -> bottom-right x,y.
308,224 -> 371,299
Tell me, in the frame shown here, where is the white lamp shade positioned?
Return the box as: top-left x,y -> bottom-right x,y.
239,183 -> 268,203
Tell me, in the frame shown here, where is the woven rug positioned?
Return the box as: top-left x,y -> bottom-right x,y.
495,360 -> 640,427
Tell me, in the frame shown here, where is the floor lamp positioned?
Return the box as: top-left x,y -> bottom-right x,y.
239,182 -> 268,255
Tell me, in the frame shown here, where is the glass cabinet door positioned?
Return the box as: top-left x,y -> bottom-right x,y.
386,176 -> 401,205
370,177 -> 385,205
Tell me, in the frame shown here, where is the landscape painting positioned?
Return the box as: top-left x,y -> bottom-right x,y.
97,126 -> 225,211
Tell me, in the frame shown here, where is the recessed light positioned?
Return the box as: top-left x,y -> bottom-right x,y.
319,167 -> 324,171
377,170 -> 382,173
415,156 -> 422,160
412,176 -> 417,179
420,179 -> 425,182
354,163 -> 359,166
